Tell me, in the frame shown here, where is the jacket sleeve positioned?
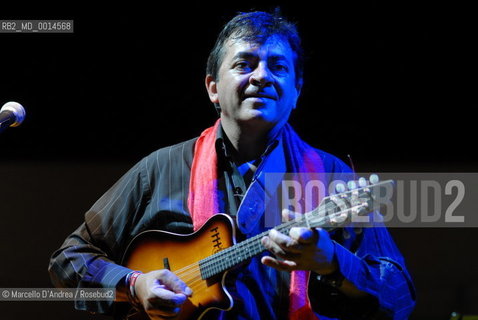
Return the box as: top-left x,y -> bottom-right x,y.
309,154 -> 416,319
48,158 -> 151,314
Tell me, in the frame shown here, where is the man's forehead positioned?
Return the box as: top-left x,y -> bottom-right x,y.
223,36 -> 294,59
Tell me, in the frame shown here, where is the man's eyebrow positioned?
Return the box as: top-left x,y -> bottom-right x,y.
269,55 -> 289,62
232,52 -> 257,60
232,52 -> 290,61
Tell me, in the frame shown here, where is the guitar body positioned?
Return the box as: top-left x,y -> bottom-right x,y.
122,214 -> 236,320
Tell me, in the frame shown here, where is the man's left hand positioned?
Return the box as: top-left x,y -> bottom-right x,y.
260,209 -> 337,275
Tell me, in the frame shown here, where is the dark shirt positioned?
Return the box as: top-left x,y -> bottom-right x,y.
49,126 -> 415,319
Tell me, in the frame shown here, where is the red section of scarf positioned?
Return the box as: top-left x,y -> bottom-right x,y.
187,119 -> 221,231
188,119 -> 320,319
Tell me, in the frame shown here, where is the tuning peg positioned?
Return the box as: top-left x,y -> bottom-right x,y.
369,174 -> 379,184
347,180 -> 357,190
335,183 -> 346,194
329,210 -> 349,226
358,177 -> 367,187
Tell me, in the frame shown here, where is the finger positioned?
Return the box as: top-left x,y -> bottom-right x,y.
146,297 -> 186,318
282,209 -> 302,222
144,287 -> 185,318
261,235 -> 301,260
146,305 -> 181,318
267,229 -> 303,253
289,227 -> 317,245
156,269 -> 192,296
149,286 -> 188,307
261,235 -> 287,256
315,227 -> 334,247
261,255 -> 297,272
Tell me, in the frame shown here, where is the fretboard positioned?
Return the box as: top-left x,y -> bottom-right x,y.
198,217 -> 306,279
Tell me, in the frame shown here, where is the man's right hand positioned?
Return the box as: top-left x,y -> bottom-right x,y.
134,269 -> 193,319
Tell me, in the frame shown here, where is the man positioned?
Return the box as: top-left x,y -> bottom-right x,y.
49,10 -> 415,320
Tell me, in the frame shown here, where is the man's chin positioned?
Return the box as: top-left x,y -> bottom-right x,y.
236,110 -> 277,127
246,108 -> 268,118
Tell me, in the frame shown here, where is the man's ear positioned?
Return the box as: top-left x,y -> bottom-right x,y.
205,75 -> 219,103
293,79 -> 303,109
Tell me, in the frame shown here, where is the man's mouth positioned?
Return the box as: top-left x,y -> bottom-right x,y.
243,94 -> 276,100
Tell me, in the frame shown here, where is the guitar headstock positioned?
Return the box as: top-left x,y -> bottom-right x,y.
305,175 -> 394,230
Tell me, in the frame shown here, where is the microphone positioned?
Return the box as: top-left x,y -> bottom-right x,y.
0,101 -> 26,128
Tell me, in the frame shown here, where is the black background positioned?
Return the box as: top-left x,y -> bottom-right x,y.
0,1 -> 476,319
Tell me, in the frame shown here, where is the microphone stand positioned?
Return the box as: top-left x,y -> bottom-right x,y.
0,122 -> 10,134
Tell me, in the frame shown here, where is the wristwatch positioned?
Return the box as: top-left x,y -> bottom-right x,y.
317,268 -> 345,288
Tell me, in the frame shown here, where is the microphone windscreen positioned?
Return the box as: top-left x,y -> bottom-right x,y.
0,101 -> 26,127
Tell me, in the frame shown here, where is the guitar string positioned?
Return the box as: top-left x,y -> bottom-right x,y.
146,191 -> 369,292
196,199 -> 334,275
166,217 -> 300,280
168,186 -> 376,294
166,205 -> 368,295
125,185 -> 375,304
170,200 -> 348,286
158,217 -> 305,290
174,182 -> 371,280
192,206 -> 320,275
175,204 -> 357,290
172,214 -> 308,280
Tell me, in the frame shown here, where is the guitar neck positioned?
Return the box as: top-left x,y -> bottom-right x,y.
198,217 -> 307,280
198,179 -> 390,280
197,197 -> 345,280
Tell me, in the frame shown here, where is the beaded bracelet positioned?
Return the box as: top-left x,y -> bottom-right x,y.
125,271 -> 143,310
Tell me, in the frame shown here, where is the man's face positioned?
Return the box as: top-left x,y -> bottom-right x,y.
207,36 -> 301,131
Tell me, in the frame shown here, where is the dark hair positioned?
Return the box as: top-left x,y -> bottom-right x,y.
206,10 -> 304,85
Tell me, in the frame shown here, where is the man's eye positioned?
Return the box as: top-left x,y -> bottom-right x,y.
272,64 -> 289,73
235,62 -> 252,71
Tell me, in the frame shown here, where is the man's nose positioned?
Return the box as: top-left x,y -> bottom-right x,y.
249,62 -> 273,87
